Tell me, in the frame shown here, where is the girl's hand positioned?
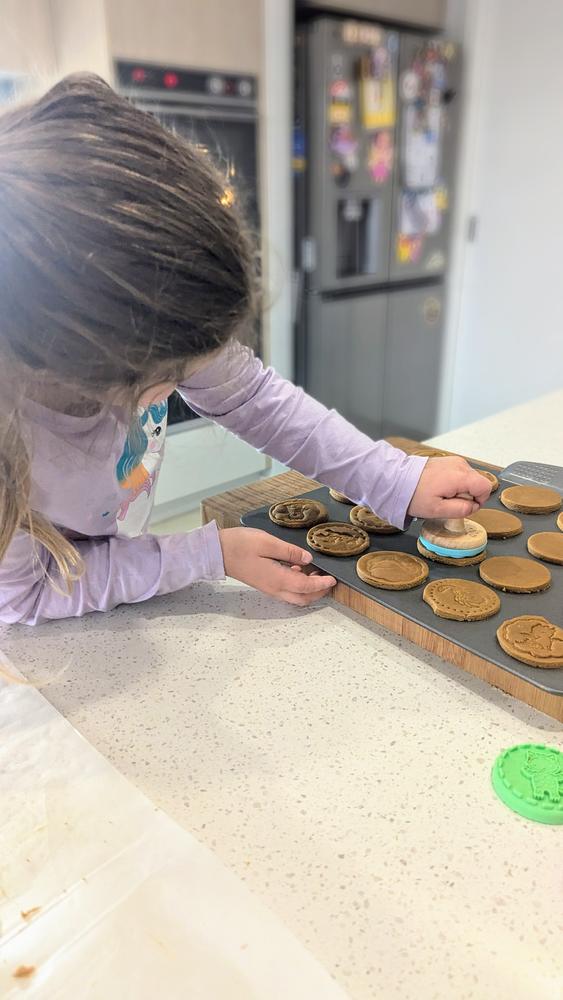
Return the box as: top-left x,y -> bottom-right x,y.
219,527 -> 336,606
407,456 -> 492,520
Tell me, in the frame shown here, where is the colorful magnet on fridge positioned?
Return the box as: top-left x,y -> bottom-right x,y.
396,234 -> 423,264
443,41 -> 456,62
329,125 -> 359,174
368,130 -> 393,184
400,70 -> 420,103
434,185 -> 449,212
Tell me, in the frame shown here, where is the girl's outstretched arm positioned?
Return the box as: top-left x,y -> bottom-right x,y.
179,343 -> 427,529
0,524 -> 224,625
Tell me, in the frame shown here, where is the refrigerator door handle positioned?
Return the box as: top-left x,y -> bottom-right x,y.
301,236 -> 317,274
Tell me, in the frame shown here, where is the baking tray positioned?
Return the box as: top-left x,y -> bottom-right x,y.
241,469 -> 563,698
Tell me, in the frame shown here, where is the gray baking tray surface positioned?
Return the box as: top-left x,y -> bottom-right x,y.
241,471 -> 563,698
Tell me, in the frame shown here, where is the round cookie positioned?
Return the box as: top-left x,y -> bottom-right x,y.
307,522 -> 369,557
479,556 -> 551,594
356,551 -> 428,590
476,469 -> 499,493
469,508 -> 523,539
497,616 -> 563,669
269,498 -> 328,529
527,531 -> 563,565
500,485 -> 561,514
558,511 -> 563,532
349,506 -> 400,535
416,537 -> 487,567
423,579 -> 500,622
329,488 -> 353,504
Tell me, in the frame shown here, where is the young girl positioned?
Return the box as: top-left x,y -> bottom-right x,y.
0,74 -> 490,626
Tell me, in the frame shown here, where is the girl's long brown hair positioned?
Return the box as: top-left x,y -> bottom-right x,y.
0,73 -> 256,584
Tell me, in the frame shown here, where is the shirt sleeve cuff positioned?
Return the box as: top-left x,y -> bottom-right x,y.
386,455 -> 428,529
156,520 -> 226,595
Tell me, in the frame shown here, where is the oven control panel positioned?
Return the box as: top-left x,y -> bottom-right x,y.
115,60 -> 257,103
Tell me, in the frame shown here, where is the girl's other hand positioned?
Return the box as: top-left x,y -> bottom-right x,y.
407,456 -> 492,520
219,527 -> 336,606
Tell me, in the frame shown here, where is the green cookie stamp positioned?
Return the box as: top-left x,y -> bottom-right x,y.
492,744 -> 563,824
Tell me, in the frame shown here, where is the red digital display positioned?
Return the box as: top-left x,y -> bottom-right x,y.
163,72 -> 179,89
131,67 -> 146,83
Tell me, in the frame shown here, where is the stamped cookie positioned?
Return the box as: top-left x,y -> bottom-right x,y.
356,551 -> 428,590
558,511 -> 563,532
479,556 -> 551,594
269,498 -> 328,529
500,485 -> 561,514
329,488 -> 353,504
307,522 -> 369,557
416,537 -> 487,567
468,508 -> 523,539
497,616 -> 563,668
349,506 -> 400,534
527,532 -> 563,565
423,579 -> 501,622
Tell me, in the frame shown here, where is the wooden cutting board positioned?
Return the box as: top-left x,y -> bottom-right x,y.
201,438 -> 563,723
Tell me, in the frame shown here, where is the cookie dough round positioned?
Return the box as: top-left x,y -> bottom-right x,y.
329,488 -> 353,504
497,615 -> 563,668
479,556 -> 551,594
500,485 -> 561,514
269,498 -> 328,529
416,537 -> 487,567
558,511 -> 563,532
527,531 -> 563,565
349,506 -> 400,534
476,469 -> 499,493
307,522 -> 369,557
469,508 -> 523,539
356,551 -> 428,590
423,578 -> 501,622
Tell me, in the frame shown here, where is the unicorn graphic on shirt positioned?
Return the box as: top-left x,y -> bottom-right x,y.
116,400 -> 168,533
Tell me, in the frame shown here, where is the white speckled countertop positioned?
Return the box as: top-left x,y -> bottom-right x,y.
2,393 -> 563,1000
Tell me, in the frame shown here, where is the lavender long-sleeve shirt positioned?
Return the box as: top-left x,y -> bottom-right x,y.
0,345 -> 426,624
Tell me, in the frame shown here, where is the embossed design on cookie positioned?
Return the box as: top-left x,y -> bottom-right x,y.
497,615 -> 563,668
423,579 -> 500,621
307,522 -> 369,556
269,498 -> 327,528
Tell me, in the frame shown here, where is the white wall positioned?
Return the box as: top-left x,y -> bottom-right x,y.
444,0 -> 563,429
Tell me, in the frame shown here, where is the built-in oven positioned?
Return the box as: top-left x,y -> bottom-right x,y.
116,60 -> 260,425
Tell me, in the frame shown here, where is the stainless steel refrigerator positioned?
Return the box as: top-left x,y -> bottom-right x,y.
293,16 -> 460,440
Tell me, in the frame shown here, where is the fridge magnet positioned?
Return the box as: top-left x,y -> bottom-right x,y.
343,21 -> 382,47
329,125 -> 359,173
425,251 -> 446,272
443,41 -> 456,62
422,296 -> 442,325
396,234 -> 422,264
359,45 -> 396,130
400,70 -> 420,103
292,126 -> 306,174
368,131 -> 393,184
434,184 -> 449,212
328,79 -> 354,126
399,191 -> 439,237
